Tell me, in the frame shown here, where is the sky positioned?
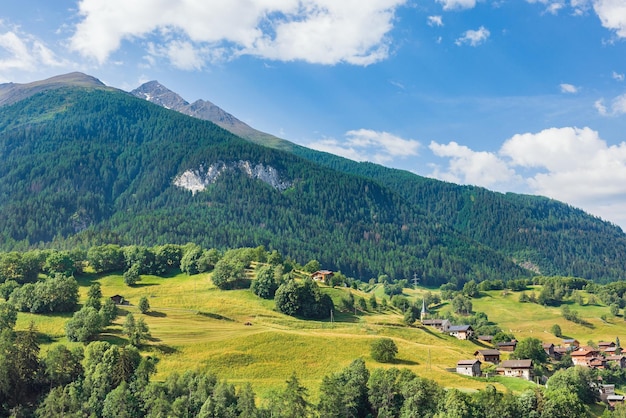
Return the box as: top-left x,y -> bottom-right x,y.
2,0 -> 626,229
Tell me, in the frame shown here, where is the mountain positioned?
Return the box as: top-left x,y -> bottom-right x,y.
0,72 -> 113,107
131,81 -> 291,151
133,79 -> 626,282
0,75 -> 534,284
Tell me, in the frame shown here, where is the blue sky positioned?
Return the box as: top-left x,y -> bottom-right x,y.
2,0 -> 626,228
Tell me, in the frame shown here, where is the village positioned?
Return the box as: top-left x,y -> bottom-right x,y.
418,305 -> 626,410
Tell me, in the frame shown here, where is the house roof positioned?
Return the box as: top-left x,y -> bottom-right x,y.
563,339 -> 579,344
599,341 -> 616,347
474,349 -> 500,356
501,359 -> 532,369
422,319 -> 445,325
312,270 -> 333,275
606,355 -> 625,361
497,341 -> 517,347
449,325 -> 472,332
542,343 -> 554,349
478,335 -> 493,341
571,349 -> 597,357
607,395 -> 625,401
457,359 -> 480,366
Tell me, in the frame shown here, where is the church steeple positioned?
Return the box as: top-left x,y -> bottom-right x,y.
420,298 -> 428,322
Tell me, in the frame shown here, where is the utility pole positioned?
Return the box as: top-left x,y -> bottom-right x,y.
330,309 -> 334,328
413,272 -> 419,288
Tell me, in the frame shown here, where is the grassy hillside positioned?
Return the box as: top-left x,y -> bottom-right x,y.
17,270 -> 626,403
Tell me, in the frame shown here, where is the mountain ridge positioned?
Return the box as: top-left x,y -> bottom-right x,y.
0,72 -> 625,282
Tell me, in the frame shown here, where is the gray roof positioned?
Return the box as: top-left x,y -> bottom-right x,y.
449,325 -> 472,332
501,359 -> 532,368
457,359 -> 480,366
475,349 -> 500,356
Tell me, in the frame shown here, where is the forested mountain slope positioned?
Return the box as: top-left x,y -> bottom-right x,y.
131,79 -> 626,282
0,84 -> 528,283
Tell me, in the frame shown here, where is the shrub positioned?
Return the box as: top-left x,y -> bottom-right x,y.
371,338 -> 398,363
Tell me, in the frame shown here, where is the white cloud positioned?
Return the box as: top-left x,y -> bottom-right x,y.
455,26 -> 490,46
559,83 -> 579,93
429,126 -> 626,229
526,0 -> 566,15
613,71 -> 625,81
437,0 -> 477,11
0,28 -> 65,77
595,93 -> 626,116
308,129 -> 420,164
593,0 -> 626,38
500,127 -> 626,214
428,15 -> 444,27
428,141 -> 520,189
69,0 -> 407,67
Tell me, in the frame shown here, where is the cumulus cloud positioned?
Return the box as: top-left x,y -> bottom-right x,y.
428,141 -> 520,189
428,16 -> 444,27
0,28 -> 65,77
69,0 -> 407,67
455,26 -> 490,46
559,83 -> 579,93
308,129 -> 420,164
526,0 -> 566,15
593,0 -> 626,38
613,71 -> 625,81
437,0 -> 477,11
595,93 -> 626,116
429,126 -> 626,229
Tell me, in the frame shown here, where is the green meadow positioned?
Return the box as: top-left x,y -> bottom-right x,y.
14,272 -> 626,401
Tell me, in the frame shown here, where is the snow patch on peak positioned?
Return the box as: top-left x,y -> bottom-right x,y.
173,161 -> 292,194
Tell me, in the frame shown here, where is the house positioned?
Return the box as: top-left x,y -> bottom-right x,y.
542,343 -> 555,357
456,359 -> 481,377
554,346 -> 568,358
449,325 -> 474,340
496,341 -> 517,352
599,341 -> 616,352
606,355 -> 626,369
607,395 -> 625,410
604,346 -> 620,355
498,359 -> 533,381
589,357 -> 607,369
110,294 -> 126,305
477,335 -> 493,344
599,384 -> 615,402
563,339 -> 580,350
474,349 -> 500,364
311,270 -> 333,282
570,349 -> 599,367
422,319 -> 451,333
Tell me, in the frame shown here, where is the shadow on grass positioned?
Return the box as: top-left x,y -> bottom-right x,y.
418,326 -> 445,340
196,311 -> 234,321
98,333 -> 127,346
471,339 -> 491,348
394,359 -> 419,366
130,283 -> 158,288
149,344 -> 178,355
146,311 -> 167,318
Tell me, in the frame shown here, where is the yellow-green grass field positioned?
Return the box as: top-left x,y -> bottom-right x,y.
13,273 -> 626,402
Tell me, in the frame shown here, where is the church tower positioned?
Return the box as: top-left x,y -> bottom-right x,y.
420,298 -> 428,322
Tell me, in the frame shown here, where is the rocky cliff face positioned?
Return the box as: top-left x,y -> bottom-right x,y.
173,161 -> 292,194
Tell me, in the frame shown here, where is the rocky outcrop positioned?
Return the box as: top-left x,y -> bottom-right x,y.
173,161 -> 292,194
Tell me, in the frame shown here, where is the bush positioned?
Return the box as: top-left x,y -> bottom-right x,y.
371,338 -> 398,363
551,324 -> 562,337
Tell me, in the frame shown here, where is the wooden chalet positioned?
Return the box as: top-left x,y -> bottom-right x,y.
542,343 -> 556,358
311,270 -> 334,282
589,357 -> 607,369
477,335 -> 493,343
496,341 -> 517,352
562,339 -> 580,350
497,359 -> 533,381
110,294 -> 127,305
553,346 -> 568,358
456,359 -> 481,377
474,349 -> 500,364
449,325 -> 474,340
599,341 -> 616,352
421,319 -> 451,333
570,348 -> 599,367
608,395 -> 625,410
606,355 -> 626,369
